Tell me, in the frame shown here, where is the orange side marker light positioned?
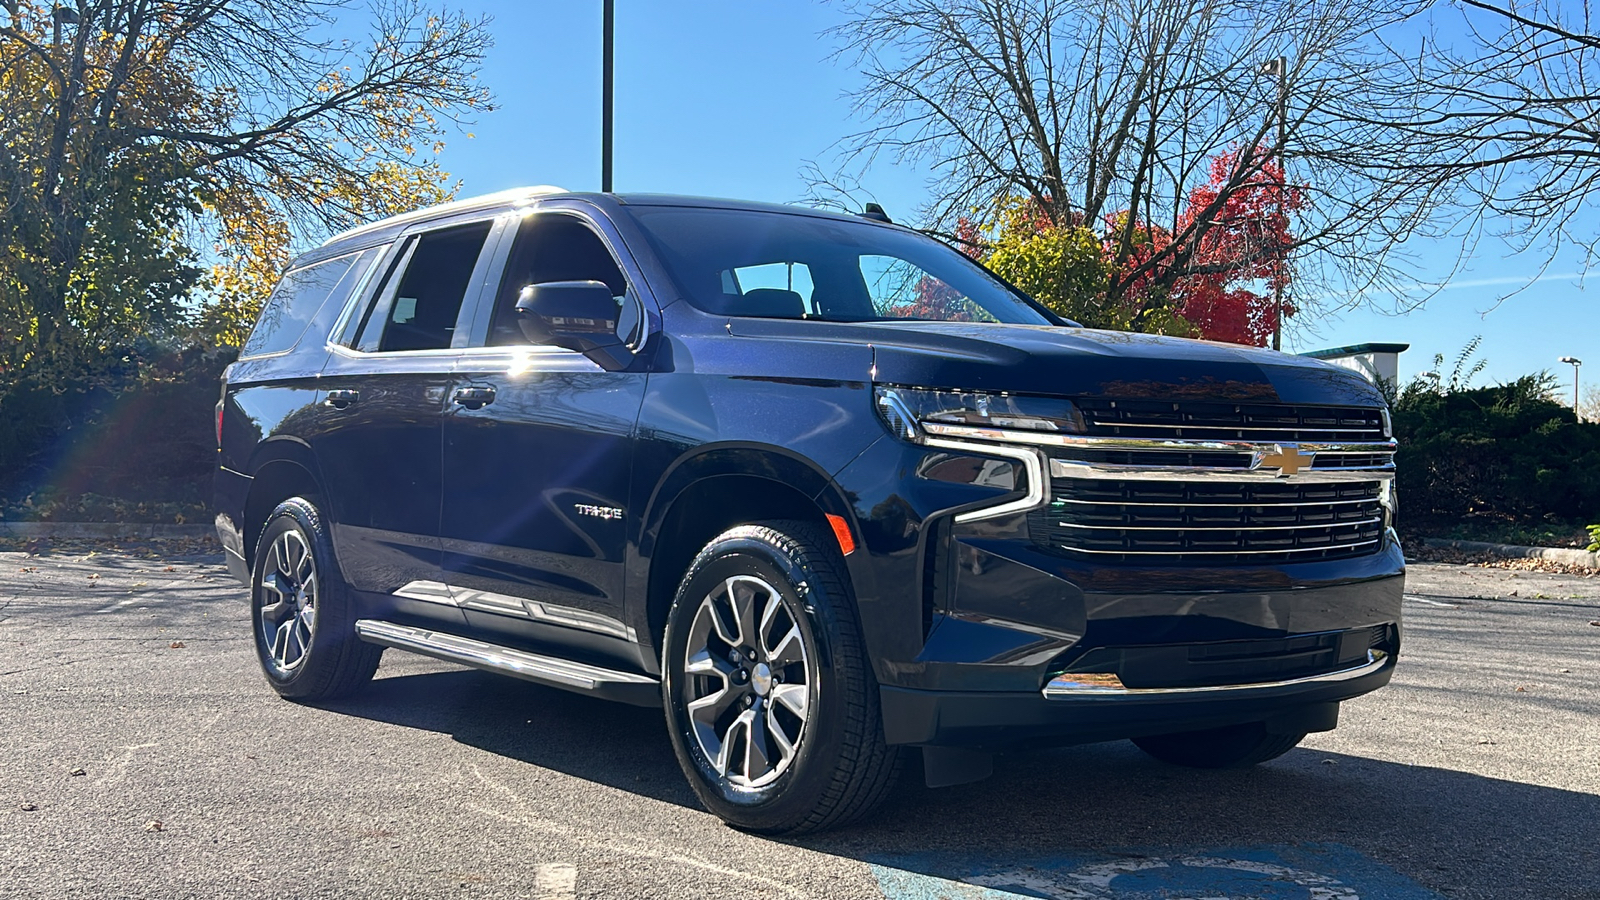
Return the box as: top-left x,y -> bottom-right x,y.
825,514 -> 857,556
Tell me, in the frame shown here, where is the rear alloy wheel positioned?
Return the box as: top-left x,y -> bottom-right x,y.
1133,722 -> 1307,769
662,521 -> 900,834
250,497 -> 381,700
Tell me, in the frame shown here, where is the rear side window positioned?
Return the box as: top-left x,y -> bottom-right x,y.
352,222 -> 493,353
241,252 -> 366,358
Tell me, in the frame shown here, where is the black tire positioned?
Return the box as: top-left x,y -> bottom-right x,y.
1133,722 -> 1306,769
661,521 -> 901,834
250,497 -> 381,701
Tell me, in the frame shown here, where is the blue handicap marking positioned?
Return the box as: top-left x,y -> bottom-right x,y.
871,843 -> 1446,899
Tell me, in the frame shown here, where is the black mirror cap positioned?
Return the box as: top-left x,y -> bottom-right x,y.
514,280 -> 635,371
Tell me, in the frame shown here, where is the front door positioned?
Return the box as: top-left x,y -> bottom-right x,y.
440,211 -> 649,657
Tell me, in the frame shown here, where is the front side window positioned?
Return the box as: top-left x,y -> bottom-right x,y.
351,221 -> 493,352
626,206 -> 1053,325
483,214 -> 633,347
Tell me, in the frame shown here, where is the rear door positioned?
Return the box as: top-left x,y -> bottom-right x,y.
440,210 -> 650,658
311,217 -> 503,626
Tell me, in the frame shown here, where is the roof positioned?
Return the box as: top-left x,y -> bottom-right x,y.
319,185 -> 569,247
1300,342 -> 1411,359
293,187 -> 903,270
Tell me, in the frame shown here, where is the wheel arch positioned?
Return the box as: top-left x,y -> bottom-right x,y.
637,444 -> 861,664
242,438 -> 326,569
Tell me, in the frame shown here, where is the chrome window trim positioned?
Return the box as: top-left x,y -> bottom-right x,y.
1042,650 -> 1389,698
922,437 -> 1048,524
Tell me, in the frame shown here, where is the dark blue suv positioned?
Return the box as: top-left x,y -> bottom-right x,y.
215,188 -> 1402,833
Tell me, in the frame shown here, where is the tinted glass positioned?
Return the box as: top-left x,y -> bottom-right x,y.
352,222 -> 493,353
484,214 -> 630,346
241,253 -> 361,358
626,207 -> 1052,324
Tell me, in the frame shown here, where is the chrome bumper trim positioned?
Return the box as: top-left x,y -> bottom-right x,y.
1042,650 -> 1389,699
354,619 -> 656,691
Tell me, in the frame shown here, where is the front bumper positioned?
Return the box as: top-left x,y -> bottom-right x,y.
881,648 -> 1394,748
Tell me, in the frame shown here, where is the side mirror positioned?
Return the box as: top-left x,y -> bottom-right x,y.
515,280 -> 634,370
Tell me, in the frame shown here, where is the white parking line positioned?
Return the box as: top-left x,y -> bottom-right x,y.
535,863 -> 577,900
1404,594 -> 1460,608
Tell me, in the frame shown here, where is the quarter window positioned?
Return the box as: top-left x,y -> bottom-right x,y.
241,250 -> 374,358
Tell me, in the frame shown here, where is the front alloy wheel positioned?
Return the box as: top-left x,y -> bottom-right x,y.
662,521 -> 900,834
681,574 -> 812,788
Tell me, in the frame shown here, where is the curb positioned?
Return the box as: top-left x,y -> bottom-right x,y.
1421,537 -> 1600,570
0,522 -> 215,540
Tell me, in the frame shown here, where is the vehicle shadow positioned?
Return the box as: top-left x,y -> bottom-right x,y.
327,666 -> 1600,900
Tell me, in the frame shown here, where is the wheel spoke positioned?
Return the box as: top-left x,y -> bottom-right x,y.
765,700 -> 796,761
259,600 -> 290,628
770,682 -> 808,720
271,620 -> 293,666
768,625 -> 804,668
726,578 -> 761,651
716,708 -> 755,777
684,649 -> 735,679
742,704 -> 774,783
260,572 -> 289,602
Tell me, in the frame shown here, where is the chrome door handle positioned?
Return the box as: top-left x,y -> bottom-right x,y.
452,386 -> 496,409
324,389 -> 360,409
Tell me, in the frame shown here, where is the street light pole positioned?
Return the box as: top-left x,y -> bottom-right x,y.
1260,55 -> 1288,352
601,0 -> 614,193
1559,356 -> 1582,418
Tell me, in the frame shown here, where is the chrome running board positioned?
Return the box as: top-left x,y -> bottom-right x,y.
354,619 -> 660,707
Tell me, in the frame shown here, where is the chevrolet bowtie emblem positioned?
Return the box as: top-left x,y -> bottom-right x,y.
1254,443 -> 1315,476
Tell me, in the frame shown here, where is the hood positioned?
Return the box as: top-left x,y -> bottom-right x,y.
727,319 -> 1385,407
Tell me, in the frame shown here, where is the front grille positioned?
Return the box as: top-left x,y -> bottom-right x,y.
1078,399 -> 1387,443
1030,478 -> 1387,564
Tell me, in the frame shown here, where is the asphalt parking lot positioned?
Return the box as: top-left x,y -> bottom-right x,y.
2,544 -> 1597,900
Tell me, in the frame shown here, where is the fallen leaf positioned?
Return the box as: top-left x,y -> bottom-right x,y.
143,820 -> 164,833
20,803 -> 37,812
163,566 -> 175,573
1590,621 -> 1600,627
131,582 -> 147,588
1515,685 -> 1529,692
69,767 -> 85,777
169,641 -> 186,649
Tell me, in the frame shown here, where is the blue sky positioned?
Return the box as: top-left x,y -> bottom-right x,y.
433,1 -> 1594,394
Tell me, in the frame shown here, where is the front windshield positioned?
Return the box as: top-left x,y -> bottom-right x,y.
626,206 -> 1055,325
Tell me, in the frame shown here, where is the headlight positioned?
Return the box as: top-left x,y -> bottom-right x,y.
874,385 -> 1084,443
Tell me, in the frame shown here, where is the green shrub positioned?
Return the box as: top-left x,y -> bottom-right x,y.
0,347 -> 234,522
1391,370 -> 1600,530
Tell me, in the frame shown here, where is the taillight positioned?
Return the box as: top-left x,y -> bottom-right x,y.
216,401 -> 225,448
